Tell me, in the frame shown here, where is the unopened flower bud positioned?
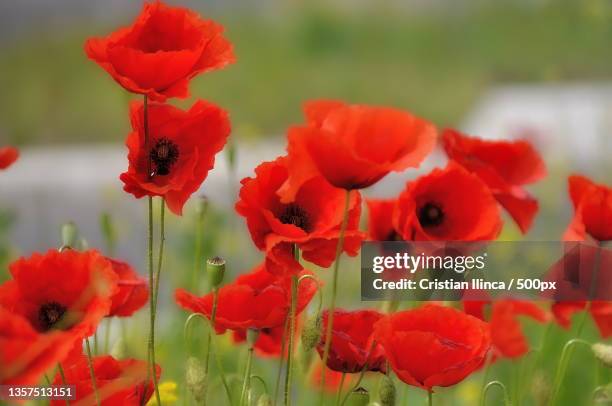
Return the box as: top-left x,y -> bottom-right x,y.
61,222 -> 78,250
378,375 -> 396,406
346,387 -> 370,406
256,393 -> 272,406
206,256 -> 225,288
185,357 -> 207,403
301,314 -> 322,352
592,343 -> 612,368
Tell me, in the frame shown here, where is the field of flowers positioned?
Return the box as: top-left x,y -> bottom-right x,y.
0,1 -> 611,406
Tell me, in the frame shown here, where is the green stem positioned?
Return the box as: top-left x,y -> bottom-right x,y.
479,352 -> 493,404
193,202 -> 206,291
428,391 -> 433,406
57,364 -> 70,406
548,338 -> 591,405
480,381 -> 510,406
273,316 -> 290,406
85,338 -> 101,406
284,263 -> 299,406
240,340 -> 256,406
339,340 -> 376,406
204,288 -> 218,375
334,373 -> 346,406
146,196 -> 162,406
319,190 -> 351,403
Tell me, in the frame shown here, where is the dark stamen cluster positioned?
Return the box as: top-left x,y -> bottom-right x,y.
417,202 -> 445,228
279,204 -> 310,232
38,301 -> 67,331
150,137 -> 179,176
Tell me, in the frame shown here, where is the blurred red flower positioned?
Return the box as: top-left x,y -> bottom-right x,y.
107,258 -> 148,318
316,309 -> 386,373
50,355 -> 159,406
442,130 -> 546,234
85,1 -> 234,102
280,100 -> 436,196
0,146 -> 19,170
366,198 -> 399,241
120,100 -> 230,215
393,162 -> 502,241
0,249 -> 117,338
0,308 -> 77,385
374,304 -> 491,391
236,156 -> 364,275
564,175 -> 612,241
175,263 -> 317,332
464,299 -> 549,359
552,301 -> 612,338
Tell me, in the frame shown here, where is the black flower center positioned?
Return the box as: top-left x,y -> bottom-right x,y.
279,204 -> 310,232
417,202 -> 445,228
149,138 -> 179,176
38,301 -> 67,331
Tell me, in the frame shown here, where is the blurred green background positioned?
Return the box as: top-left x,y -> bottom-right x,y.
1,0 -> 612,145
1,1 -> 611,405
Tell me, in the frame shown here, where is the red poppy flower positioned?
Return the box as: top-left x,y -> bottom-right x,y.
564,175 -> 612,241
232,323 -> 292,358
552,301 -> 612,338
175,263 -> 317,332
0,249 -> 117,339
366,198 -> 399,241
279,100 -> 436,196
236,156 -> 364,275
442,130 -> 546,234
0,307 -> 77,385
0,146 -> 19,170
107,258 -> 148,318
373,304 -> 491,391
464,299 -> 550,359
120,100 -> 230,215
84,1 -> 234,102
393,162 -> 502,241
316,309 -> 386,373
50,355 -> 160,406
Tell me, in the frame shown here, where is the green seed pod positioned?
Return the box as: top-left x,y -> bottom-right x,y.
300,313 -> 322,352
346,387 -> 370,406
256,393 -> 272,406
593,343 -> 612,368
206,256 -> 226,288
378,375 -> 396,406
185,357 -> 207,403
61,222 -> 78,249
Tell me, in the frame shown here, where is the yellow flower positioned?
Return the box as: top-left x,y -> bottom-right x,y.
146,381 -> 178,405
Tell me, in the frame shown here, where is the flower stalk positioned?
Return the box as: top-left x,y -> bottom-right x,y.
283,246 -> 300,406
320,190 -> 351,401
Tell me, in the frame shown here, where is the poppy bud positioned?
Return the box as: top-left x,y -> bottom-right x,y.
592,343 -> 612,368
110,338 -> 126,360
346,387 -> 370,406
61,222 -> 78,249
378,375 -> 396,406
185,357 -> 207,403
206,256 -> 226,288
256,393 -> 272,406
195,196 -> 209,216
301,313 -> 322,352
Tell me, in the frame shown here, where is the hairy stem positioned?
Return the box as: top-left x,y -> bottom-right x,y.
319,190 -> 351,403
